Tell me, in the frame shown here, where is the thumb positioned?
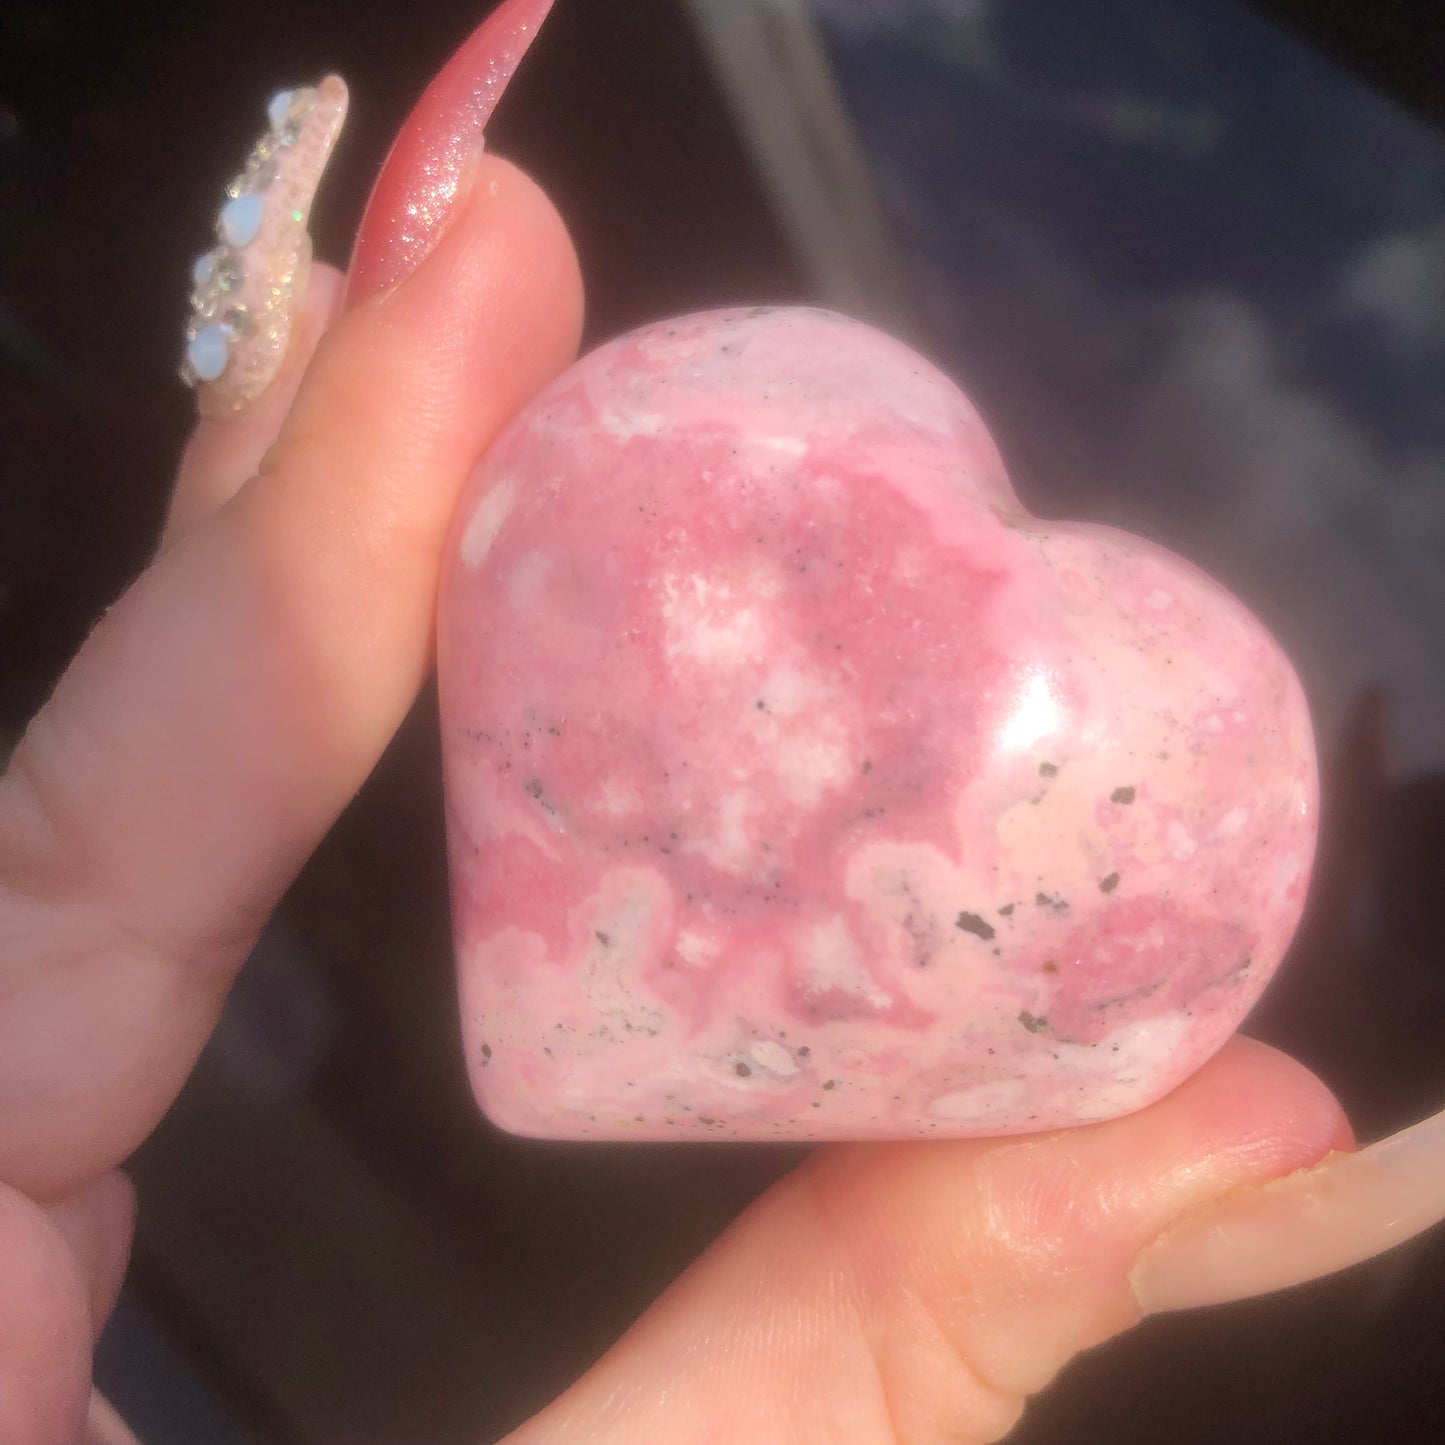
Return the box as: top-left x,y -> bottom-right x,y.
505,1037 -> 1349,1445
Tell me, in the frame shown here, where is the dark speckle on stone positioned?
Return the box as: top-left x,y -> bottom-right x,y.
595,930 -> 612,947
823,1078 -> 839,1090
1099,872 -> 1121,893
1018,1011 -> 1048,1034
734,1061 -> 752,1078
480,1043 -> 492,1061
1042,960 -> 1059,974
1111,786 -> 1136,805
956,911 -> 996,941
796,1045 -> 811,1057
1039,761 -> 1059,778
999,903 -> 1016,917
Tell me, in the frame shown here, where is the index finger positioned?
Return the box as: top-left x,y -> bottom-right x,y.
0,134 -> 581,1203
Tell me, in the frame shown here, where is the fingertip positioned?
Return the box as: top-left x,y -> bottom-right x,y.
0,1183 -> 93,1445
259,150 -> 583,566
344,152 -> 584,383
46,1171 -> 136,1337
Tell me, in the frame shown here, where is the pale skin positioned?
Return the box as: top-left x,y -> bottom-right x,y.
0,157 -> 1354,1444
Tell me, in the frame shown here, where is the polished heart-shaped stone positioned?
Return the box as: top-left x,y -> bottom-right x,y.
437,306 -> 1317,1142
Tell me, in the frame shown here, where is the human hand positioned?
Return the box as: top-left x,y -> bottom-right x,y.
1,3 -> 1438,1442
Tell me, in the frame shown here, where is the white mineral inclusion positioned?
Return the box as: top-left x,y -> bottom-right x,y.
1077,1015 -> 1196,1115
804,916 -> 891,1009
929,1078 -> 1029,1123
674,930 -> 720,967
1216,806 -> 1251,837
599,406 -> 665,441
691,790 -> 756,873
582,879 -> 669,1036
748,1040 -> 800,1077
661,570 -> 773,666
461,476 -> 518,568
504,548 -> 553,610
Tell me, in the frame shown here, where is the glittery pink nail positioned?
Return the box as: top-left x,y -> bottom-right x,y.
345,0 -> 555,307
183,76 -> 348,416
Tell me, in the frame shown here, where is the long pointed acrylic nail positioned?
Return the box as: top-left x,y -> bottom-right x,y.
345,0 -> 556,306
182,76 -> 348,416
1130,1102 -> 1445,1313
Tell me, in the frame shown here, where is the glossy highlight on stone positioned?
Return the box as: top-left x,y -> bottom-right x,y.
438,306 -> 1318,1142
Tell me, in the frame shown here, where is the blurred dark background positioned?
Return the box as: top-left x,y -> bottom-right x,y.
2,0 -> 1443,1441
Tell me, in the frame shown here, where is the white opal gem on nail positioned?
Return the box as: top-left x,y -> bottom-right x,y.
187,325 -> 231,381
182,76 -> 348,412
267,89 -> 294,133
218,192 -> 264,248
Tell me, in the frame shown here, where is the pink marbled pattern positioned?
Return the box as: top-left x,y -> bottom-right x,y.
437,307 -> 1317,1142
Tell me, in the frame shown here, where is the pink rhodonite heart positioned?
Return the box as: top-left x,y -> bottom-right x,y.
438,306 -> 1317,1141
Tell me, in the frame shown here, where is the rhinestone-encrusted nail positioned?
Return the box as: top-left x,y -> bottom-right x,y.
181,76 -> 348,412
226,142 -> 279,199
